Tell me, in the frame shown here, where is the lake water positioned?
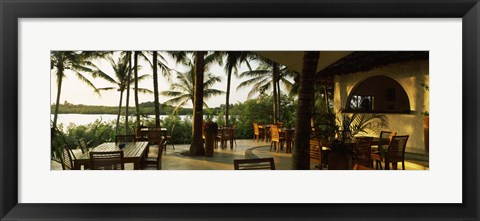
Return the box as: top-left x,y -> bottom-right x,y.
52,114 -> 190,127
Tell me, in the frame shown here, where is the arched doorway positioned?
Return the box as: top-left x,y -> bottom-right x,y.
345,75 -> 410,113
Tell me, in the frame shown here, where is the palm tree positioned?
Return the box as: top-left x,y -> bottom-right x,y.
94,54 -> 152,134
50,51 -> 108,130
222,51 -> 254,127
162,53 -> 224,156
133,51 -> 141,128
161,58 -> 224,113
125,51 -> 132,134
237,58 -> 295,123
292,51 -> 320,170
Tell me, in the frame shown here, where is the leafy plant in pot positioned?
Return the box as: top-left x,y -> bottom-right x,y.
327,113 -> 387,170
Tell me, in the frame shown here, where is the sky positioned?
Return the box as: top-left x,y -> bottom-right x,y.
50,51 -> 266,108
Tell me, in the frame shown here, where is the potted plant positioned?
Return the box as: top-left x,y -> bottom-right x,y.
327,113 -> 387,170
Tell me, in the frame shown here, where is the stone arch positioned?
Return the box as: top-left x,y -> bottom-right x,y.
345,75 -> 411,113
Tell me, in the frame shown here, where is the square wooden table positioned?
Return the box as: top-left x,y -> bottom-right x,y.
74,141 -> 149,170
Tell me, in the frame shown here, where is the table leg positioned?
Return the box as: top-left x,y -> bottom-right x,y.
134,160 -> 140,170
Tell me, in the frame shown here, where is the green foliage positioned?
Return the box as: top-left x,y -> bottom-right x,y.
337,113 -> 388,142
51,103 -> 194,115
229,94 -> 296,139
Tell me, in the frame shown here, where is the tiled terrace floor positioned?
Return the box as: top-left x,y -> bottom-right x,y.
51,139 -> 429,170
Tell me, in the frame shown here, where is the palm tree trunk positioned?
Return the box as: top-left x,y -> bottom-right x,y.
225,69 -> 232,127
292,51 -> 320,170
324,85 -> 330,114
276,73 -> 281,121
125,52 -> 132,134
116,90 -> 124,134
134,51 -> 140,128
190,51 -> 206,156
272,63 -> 279,124
52,58 -> 64,129
153,51 -> 160,127
53,64 -> 63,128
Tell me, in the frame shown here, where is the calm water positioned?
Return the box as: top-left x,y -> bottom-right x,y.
52,114 -> 190,127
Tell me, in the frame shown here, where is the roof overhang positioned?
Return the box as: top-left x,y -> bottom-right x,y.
254,51 -> 353,73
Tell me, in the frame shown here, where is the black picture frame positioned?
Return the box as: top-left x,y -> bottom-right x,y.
1,0 -> 478,220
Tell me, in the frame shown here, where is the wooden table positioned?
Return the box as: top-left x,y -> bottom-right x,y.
74,141 -> 149,170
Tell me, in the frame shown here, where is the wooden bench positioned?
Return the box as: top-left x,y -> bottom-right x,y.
233,158 -> 276,170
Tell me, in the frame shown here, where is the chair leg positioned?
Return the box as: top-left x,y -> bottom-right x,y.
392,162 -> 398,170
402,161 -> 405,170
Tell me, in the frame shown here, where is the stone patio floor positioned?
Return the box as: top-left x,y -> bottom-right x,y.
51,139 -> 429,170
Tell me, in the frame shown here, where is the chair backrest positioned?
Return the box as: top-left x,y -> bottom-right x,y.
222,127 -> 234,139
309,138 -> 322,161
136,127 -> 147,138
233,157 -> 275,170
147,130 -> 163,143
253,123 -> 260,134
61,145 -> 75,170
353,136 -> 373,166
386,135 -> 409,161
156,139 -> 167,170
115,135 -> 135,143
379,131 -> 396,150
78,139 -> 89,154
89,151 -> 124,170
270,124 -> 280,142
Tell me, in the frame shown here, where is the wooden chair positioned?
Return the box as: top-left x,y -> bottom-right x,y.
115,135 -> 136,143
89,151 -> 124,170
384,135 -> 409,170
270,124 -> 285,152
135,127 -> 149,142
377,131 -> 397,151
310,138 -> 323,169
60,145 -> 75,170
352,136 -> 373,169
217,127 -> 234,149
372,131 -> 397,169
165,125 -> 175,150
353,164 -> 373,170
253,123 -> 264,142
144,139 -> 167,170
148,130 -> 165,152
78,139 -> 90,154
233,157 -> 276,170
231,125 -> 238,147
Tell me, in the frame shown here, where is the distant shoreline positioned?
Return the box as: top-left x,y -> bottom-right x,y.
51,102 -> 224,115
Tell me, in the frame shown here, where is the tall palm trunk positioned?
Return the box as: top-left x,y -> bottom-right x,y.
190,51 -> 206,156
293,51 -> 320,170
272,63 -> 279,124
116,89 -> 124,134
52,56 -> 64,129
276,73 -> 281,121
225,69 -> 232,127
134,51 -> 140,128
324,85 -> 330,114
125,52 -> 132,134
153,51 -> 160,127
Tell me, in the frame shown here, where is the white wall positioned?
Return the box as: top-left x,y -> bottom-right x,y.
334,60 -> 429,154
